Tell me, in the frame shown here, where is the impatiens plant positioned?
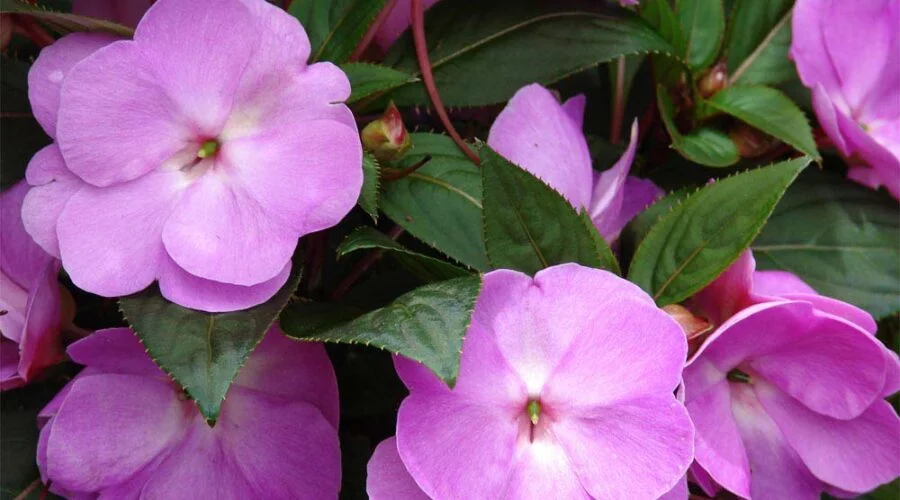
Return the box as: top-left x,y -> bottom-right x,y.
1,0 -> 898,498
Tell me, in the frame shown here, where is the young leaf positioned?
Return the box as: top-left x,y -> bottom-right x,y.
657,86 -> 740,167
0,0 -> 133,36
705,85 -> 819,160
754,169 -> 900,318
628,157 -> 810,306
676,0 -> 725,70
338,226 -> 471,282
342,63 -> 417,104
725,0 -> 794,84
380,133 -> 489,271
118,268 -> 301,421
384,0 -> 676,106
481,147 -> 620,276
289,0 -> 388,63
358,153 -> 380,221
282,276 -> 482,387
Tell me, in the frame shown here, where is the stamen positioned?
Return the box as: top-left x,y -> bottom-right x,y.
727,368 -> 752,384
526,399 -> 541,426
197,139 -> 219,159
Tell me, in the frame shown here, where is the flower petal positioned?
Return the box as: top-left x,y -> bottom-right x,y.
1,181 -> 53,286
503,432 -> 591,500
17,261 -> 65,381
66,328 -> 162,377
396,393 -> 518,500
551,396 -> 694,499
161,172 -> 297,286
71,0 -> 153,28
57,169 -> 184,297
487,84 -> 594,207
758,382 -> 900,494
589,120 -> 639,239
234,326 -> 340,428
367,437 -> 430,500
690,250 -> 755,326
157,255 -> 290,313
21,145 -> 82,258
44,373 -> 189,492
790,0 -> 841,96
601,175 -> 663,242
27,32 -> 118,138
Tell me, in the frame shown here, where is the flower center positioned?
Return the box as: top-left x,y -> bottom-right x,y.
196,139 -> 220,159
727,368 -> 752,384
526,399 -> 542,425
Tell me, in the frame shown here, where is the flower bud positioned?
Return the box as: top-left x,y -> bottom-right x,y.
697,61 -> 728,98
361,101 -> 411,162
662,304 -> 713,355
729,122 -> 779,158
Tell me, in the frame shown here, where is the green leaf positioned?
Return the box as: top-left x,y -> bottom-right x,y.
657,86 -> 739,167
282,276 -> 482,386
754,169 -> 900,319
481,146 -> 620,275
676,0 -> 725,70
289,0 -> 388,63
725,0 -> 794,84
640,0 -> 687,85
342,62 -> 417,104
0,0 -> 133,36
380,133 -> 489,271
628,157 -> 809,305
358,152 -> 380,221
1,58 -> 50,189
384,0 -> 676,106
705,85 -> 819,159
337,226 -> 471,282
1,410 -> 40,499
620,188 -> 691,257
118,268 -> 302,421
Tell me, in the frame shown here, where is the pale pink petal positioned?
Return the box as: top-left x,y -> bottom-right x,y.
234,326 -> 340,428
55,40 -> 190,187
72,0 -> 153,28
752,270 -> 817,296
590,120 -> 639,239
561,94 -> 586,129
488,84 -> 594,207
503,432 -> 591,500
21,145 -> 83,258
811,85 -> 851,155
551,396 -> 694,499
758,382 -> 900,494
367,437 -> 430,500
0,339 -> 24,390
1,182 -> 52,286
17,262 -> 65,381
44,374 -> 189,492
395,393 -> 518,499
776,292 -> 877,334
66,328 -> 163,378
27,32 -> 118,137
730,384 -> 824,499
790,0 -> 841,95
601,175 -> 663,242
161,172 -> 297,287
658,475 -> 689,500
373,0 -> 441,51
157,255 -> 291,313
690,250 -> 755,325
56,169 -> 184,297
834,105 -> 900,198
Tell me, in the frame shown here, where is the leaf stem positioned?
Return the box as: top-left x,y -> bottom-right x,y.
382,154 -> 432,181
349,0 -> 399,62
610,56 -> 626,145
411,0 -> 480,165
330,225 -> 405,300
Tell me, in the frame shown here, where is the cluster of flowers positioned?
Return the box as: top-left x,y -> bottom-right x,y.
2,0 -> 898,498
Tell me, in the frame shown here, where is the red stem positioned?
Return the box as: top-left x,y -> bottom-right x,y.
610,56 -> 626,145
382,155 -> 432,181
411,0 -> 480,165
349,0 -> 399,62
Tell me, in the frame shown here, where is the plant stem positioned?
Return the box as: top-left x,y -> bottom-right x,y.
610,56 -> 626,145
382,155 -> 432,181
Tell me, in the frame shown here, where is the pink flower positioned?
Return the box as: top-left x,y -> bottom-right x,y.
488,84 -> 663,242
791,0 -> 900,198
71,0 -> 153,28
37,326 -> 340,498
373,0 -> 441,51
684,251 -> 900,498
0,182 -> 69,390
367,264 -> 694,499
23,0 -> 362,312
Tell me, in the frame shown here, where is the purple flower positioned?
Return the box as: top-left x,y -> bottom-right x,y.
791,0 -> 900,198
71,0 -> 153,28
1,182 -> 69,390
23,0 -> 362,312
373,0 -> 441,51
684,251 -> 900,498
37,326 -> 340,498
488,84 -> 662,242
367,264 -> 694,499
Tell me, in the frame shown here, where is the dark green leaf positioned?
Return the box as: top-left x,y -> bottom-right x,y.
676,0 -> 725,70
380,133 -> 489,271
1,58 -> 50,189
119,268 -> 301,420
385,0 -> 677,106
621,188 -> 691,255
705,85 -> 819,159
358,153 -> 380,221
657,86 -> 739,167
640,0 -> 687,85
342,63 -> 417,104
0,0 -> 132,35
1,410 -> 39,499
754,169 -> 900,318
481,146 -> 619,275
725,0 -> 793,83
628,157 -> 809,305
337,226 -> 470,282
283,276 -> 482,386
289,0 -> 388,63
